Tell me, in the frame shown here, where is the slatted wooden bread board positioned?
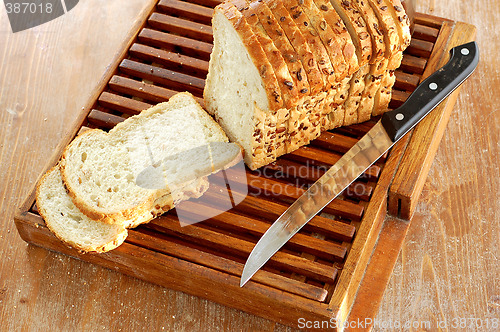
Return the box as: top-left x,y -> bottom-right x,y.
15,0 -> 476,328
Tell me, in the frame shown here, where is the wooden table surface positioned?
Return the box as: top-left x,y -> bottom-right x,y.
0,0 -> 498,330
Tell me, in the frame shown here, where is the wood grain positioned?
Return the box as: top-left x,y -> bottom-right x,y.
0,1 -> 498,332
374,0 -> 500,330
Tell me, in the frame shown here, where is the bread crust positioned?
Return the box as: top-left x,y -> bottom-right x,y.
265,0 -> 324,95
311,0 -> 358,75
352,0 -> 386,61
230,0 -> 300,109
385,0 -> 411,49
291,0 -> 349,81
366,0 -> 401,56
331,0 -> 373,67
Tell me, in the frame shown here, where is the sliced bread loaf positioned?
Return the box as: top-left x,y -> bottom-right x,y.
60,92 -> 242,225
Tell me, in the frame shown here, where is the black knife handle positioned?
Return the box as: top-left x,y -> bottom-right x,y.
381,41 -> 479,142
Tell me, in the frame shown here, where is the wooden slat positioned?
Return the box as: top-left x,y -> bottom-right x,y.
108,75 -> 176,102
126,229 -> 328,301
87,109 -> 125,129
129,43 -> 209,78
406,38 -> 434,58
413,24 -> 440,42
400,54 -> 427,74
138,28 -> 212,60
98,91 -> 152,115
107,75 -> 205,107
310,131 -> 359,154
333,120 -> 378,138
157,0 -> 213,25
119,59 -> 205,94
146,217 -> 339,283
173,201 -> 348,261
414,12 -> 452,29
389,90 -> 411,109
244,172 -> 365,221
148,13 -> 213,43
202,187 -> 356,242
394,71 -> 421,91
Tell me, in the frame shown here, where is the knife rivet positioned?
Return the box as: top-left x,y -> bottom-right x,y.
395,113 -> 404,121
461,48 -> 470,55
429,82 -> 438,90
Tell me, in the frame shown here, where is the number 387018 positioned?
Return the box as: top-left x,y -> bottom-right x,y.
5,2 -> 53,14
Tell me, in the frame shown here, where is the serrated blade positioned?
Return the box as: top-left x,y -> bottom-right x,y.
240,121 -> 394,287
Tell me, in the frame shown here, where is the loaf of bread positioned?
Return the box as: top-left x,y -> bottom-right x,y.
36,92 -> 243,252
204,0 -> 411,170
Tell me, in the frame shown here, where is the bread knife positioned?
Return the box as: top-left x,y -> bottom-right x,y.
240,41 -> 479,287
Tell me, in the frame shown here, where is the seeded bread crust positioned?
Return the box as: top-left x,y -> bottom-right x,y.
366,0 -> 401,56
274,0 -> 343,142
266,1 -> 324,94
385,0 -> 411,49
231,0 -> 300,110
276,0 -> 336,87
218,2 -> 284,110
352,0 -> 386,61
330,0 -> 373,66
311,0 -> 358,75
290,0 -> 355,132
263,0 -> 326,152
249,1 -> 318,157
292,0 -> 349,81
372,69 -> 396,115
357,58 -> 388,121
251,1 -> 311,98
343,64 -> 369,125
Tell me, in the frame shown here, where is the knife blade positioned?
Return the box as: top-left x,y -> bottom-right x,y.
240,41 -> 479,287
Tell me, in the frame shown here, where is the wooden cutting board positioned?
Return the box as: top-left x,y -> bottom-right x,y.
14,0 -> 476,329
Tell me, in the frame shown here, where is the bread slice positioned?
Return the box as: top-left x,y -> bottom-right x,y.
366,0 -> 401,56
267,0 -> 342,140
347,0 -> 386,122
291,0 -> 349,80
205,2 -> 284,168
287,0 -> 352,130
232,0 -> 302,158
205,1 -> 284,114
37,165 -> 211,252
60,92 -> 242,225
383,0 -> 411,49
36,166 -> 128,253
